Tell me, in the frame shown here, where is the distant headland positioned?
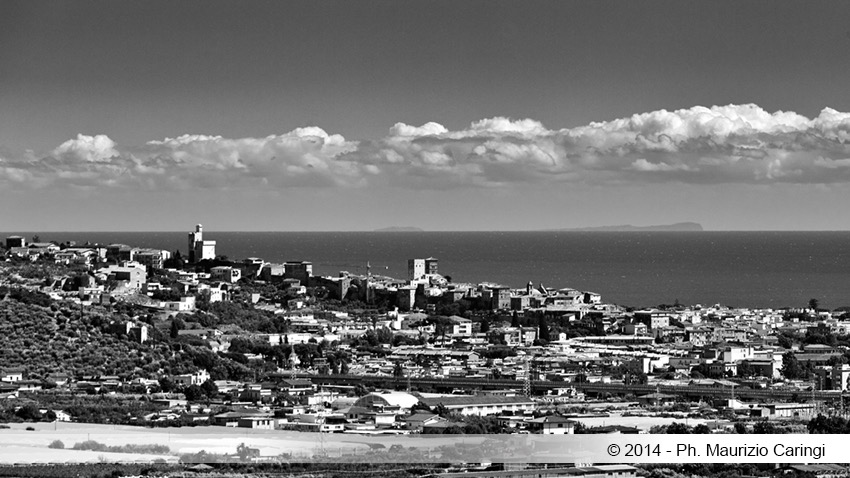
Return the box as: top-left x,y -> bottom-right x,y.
373,226 -> 425,232
554,222 -> 704,232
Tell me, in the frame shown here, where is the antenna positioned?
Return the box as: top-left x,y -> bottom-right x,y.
289,349 -> 298,381
366,261 -> 373,305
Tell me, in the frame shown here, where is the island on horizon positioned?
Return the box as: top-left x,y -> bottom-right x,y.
373,226 -> 425,232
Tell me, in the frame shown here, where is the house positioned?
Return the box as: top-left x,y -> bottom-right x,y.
276,378 -> 313,396
764,402 -> 817,420
52,410 -> 72,422
283,414 -> 347,432
5,236 -> 25,248
165,296 -> 196,312
210,266 -> 241,284
46,373 -> 69,387
212,410 -> 271,427
401,413 -> 446,432
634,310 -> 671,331
526,415 -> 576,434
450,316 -> 473,336
637,392 -> 677,407
173,370 -> 211,387
0,368 -> 24,383
240,383 -> 274,403
237,417 -> 274,429
99,264 -> 146,290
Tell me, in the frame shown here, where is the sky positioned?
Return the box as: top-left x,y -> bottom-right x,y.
3,0 -> 850,231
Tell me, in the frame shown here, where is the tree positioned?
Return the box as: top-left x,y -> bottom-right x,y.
733,422 -> 748,434
183,384 -> 206,402
753,420 -> 780,434
480,318 -> 490,334
393,362 -> 404,378
236,442 -> 252,462
170,319 -> 184,339
158,377 -> 176,393
511,311 -> 520,328
781,352 -> 802,380
48,440 -> 65,449
537,315 -> 550,342
665,422 -> 692,434
777,334 -> 794,349
809,298 -> 820,312
15,404 -> 43,421
201,379 -> 219,398
807,414 -> 849,434
692,424 -> 711,434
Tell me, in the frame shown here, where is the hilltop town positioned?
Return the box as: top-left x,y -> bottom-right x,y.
2,224 -> 850,469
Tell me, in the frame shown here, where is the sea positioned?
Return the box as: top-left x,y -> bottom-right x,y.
7,231 -> 850,309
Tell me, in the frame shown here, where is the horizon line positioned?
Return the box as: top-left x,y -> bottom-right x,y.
5,229 -> 850,234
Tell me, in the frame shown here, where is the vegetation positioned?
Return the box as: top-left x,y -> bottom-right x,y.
71,439 -> 170,455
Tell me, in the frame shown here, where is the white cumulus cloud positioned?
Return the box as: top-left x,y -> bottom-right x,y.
7,104 -> 850,191
53,134 -> 118,163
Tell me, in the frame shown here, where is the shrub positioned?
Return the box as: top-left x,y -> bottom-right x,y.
48,439 -> 65,449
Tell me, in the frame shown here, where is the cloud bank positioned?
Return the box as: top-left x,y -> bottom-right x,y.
4,104 -> 850,190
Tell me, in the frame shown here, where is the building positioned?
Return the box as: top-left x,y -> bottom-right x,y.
133,249 -> 170,270
408,257 -> 438,281
401,413 -> 446,432
187,224 -> 216,263
398,286 -> 417,311
418,395 -> 536,416
210,266 -> 242,283
312,275 -> 351,300
105,244 -> 133,263
111,321 -> 149,344
0,368 -> 24,382
5,236 -> 25,248
352,391 -> 421,414
285,261 -> 313,286
634,310 -> 671,331
408,258 -> 426,281
165,296 -> 197,312
425,257 -> 439,275
173,370 -> 211,387
763,402 -> 817,420
450,316 -> 473,336
832,364 -> 850,391
526,415 -> 576,434
486,286 -> 512,310
101,264 -> 147,290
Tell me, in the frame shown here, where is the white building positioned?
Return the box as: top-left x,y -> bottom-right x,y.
173,369 -> 211,387
187,224 -> 216,263
211,266 -> 241,283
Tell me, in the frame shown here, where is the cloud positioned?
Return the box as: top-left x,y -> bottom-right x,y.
6,104 -> 850,191
631,159 -> 696,172
53,134 -> 118,163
